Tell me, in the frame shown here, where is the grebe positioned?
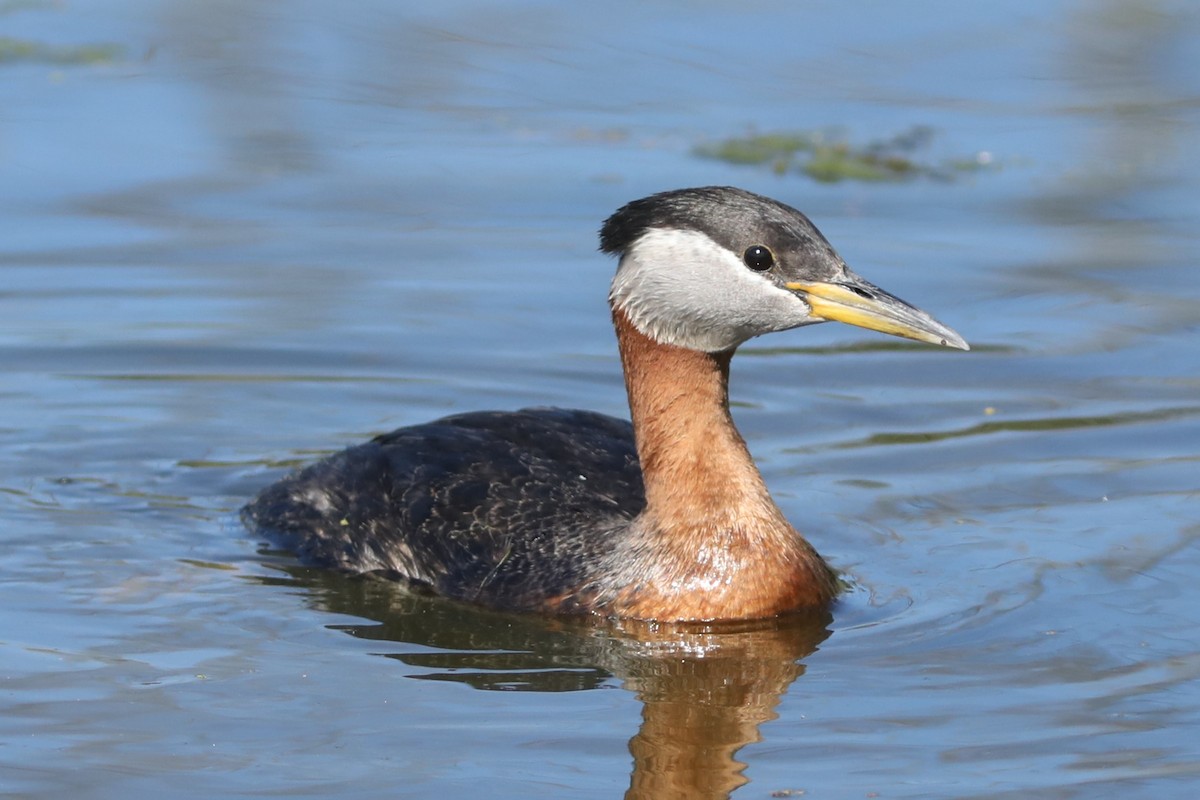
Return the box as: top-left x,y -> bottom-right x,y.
243,186 -> 967,621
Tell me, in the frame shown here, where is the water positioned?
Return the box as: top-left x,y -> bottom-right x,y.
3,1 -> 1199,797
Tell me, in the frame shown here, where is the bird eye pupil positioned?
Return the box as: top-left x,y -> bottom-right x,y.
743,245 -> 774,271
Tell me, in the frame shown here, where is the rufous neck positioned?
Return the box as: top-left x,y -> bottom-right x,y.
606,305 -> 838,618
612,306 -> 771,520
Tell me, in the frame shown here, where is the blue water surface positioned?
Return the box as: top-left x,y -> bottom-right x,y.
2,1 -> 1199,797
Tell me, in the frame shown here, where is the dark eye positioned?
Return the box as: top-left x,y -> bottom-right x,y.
743,245 -> 774,271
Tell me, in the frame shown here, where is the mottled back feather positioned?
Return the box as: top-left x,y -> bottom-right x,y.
242,408 -> 644,609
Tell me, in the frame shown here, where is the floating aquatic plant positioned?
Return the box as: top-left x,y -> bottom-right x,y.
694,126 -> 996,183
0,36 -> 123,65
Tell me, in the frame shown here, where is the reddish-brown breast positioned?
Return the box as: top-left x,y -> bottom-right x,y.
579,309 -> 837,621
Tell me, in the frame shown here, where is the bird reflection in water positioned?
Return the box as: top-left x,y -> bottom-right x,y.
261,567 -> 830,799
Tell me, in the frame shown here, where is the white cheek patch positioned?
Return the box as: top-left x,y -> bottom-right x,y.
609,228 -> 812,352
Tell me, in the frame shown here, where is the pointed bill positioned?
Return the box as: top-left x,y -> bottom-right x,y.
785,274 -> 969,350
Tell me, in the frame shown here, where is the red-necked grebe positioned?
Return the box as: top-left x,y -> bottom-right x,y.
243,186 -> 968,621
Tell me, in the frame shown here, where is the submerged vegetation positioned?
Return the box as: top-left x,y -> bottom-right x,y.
0,1 -> 123,66
0,36 -> 123,66
694,126 -> 996,183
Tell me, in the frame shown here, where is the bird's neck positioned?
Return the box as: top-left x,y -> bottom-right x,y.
614,306 -> 759,517
609,307 -> 835,619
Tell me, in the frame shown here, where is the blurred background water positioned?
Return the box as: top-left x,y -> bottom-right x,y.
2,1 -> 1199,797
